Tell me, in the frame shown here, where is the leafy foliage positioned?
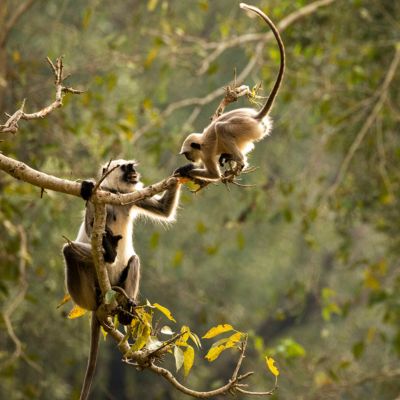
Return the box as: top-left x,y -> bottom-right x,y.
1,0 -> 400,399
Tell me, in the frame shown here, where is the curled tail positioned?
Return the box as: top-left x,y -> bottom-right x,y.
79,315 -> 100,400
240,3 -> 285,120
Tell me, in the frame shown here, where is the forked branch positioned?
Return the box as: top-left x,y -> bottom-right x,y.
0,56 -> 83,134
105,329 -> 276,398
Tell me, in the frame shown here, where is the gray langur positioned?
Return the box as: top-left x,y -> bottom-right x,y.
62,159 -> 181,400
175,3 -> 285,182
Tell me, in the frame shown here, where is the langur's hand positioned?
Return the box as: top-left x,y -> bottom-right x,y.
102,228 -> 122,263
173,163 -> 196,178
80,180 -> 95,201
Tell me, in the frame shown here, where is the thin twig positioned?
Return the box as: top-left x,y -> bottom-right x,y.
325,45 -> 400,199
198,0 -> 336,75
0,226 -> 42,372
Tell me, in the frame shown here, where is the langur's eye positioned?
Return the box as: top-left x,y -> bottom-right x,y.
127,164 -> 136,173
120,165 -> 126,172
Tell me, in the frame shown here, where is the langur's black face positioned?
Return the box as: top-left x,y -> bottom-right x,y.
120,163 -> 140,184
182,151 -> 195,162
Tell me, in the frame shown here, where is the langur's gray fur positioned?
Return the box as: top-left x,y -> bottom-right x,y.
63,159 -> 181,400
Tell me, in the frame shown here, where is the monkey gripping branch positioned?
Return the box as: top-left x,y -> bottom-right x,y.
0,57 -> 279,398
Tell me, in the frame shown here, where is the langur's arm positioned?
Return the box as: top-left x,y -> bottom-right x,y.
183,156 -> 221,181
135,181 -> 181,219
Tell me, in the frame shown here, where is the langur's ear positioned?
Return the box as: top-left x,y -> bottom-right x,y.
190,142 -> 201,150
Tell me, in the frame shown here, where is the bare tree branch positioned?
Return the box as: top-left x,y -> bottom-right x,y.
0,56 -> 83,133
91,201 -> 111,297
0,152 -> 179,205
325,44 -> 400,198
0,225 -> 42,372
115,333 -> 274,398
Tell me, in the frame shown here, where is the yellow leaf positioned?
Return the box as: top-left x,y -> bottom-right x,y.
12,50 -> 21,63
67,305 -> 87,319
265,356 -> 279,377
100,326 -> 108,340
364,270 -> 381,291
144,47 -> 159,68
183,345 -> 195,377
136,308 -> 153,327
189,332 -> 202,348
147,0 -> 158,11
205,344 -> 225,362
181,326 -> 190,342
57,293 -> 71,308
204,334 -> 241,362
225,332 -> 242,347
131,324 -> 151,351
153,303 -> 176,322
202,324 -> 233,339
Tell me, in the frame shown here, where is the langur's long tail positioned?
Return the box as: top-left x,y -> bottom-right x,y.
79,314 -> 100,400
240,3 -> 285,120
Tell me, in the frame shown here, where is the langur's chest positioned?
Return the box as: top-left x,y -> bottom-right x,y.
107,207 -> 133,235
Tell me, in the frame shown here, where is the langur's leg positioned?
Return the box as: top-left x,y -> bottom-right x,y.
116,255 -> 141,325
215,121 -> 247,173
118,255 -> 141,301
63,242 -> 99,311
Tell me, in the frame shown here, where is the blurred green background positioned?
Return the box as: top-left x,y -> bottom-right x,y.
1,0 -> 400,399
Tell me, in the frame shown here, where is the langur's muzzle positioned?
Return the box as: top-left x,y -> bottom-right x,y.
180,151 -> 193,162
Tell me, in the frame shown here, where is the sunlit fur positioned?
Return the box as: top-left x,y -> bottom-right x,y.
178,3 -> 284,182
76,159 -> 180,283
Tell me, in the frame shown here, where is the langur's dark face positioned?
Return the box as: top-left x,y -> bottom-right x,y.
120,163 -> 140,184
182,151 -> 195,162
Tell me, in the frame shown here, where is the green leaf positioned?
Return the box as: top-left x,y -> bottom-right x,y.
172,250 -> 184,267
352,341 -> 365,360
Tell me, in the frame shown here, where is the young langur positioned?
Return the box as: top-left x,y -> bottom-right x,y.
175,3 -> 285,182
62,159 -> 181,400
